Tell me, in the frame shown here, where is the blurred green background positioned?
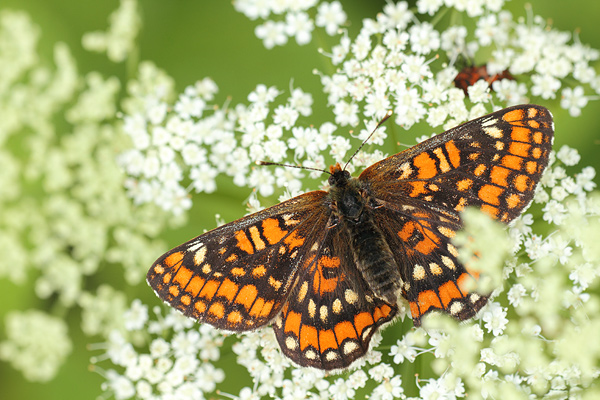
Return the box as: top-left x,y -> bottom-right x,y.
0,0 -> 599,399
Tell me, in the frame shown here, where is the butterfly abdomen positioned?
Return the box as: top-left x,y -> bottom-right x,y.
343,207 -> 403,305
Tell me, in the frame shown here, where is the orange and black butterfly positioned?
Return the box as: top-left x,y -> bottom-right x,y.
454,64 -> 514,95
147,105 -> 554,370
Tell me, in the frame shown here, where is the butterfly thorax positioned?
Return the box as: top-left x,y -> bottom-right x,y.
328,164 -> 403,305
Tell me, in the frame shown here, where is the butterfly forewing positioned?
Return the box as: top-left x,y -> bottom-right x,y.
147,191 -> 330,331
361,104 -> 554,223
273,224 -> 397,370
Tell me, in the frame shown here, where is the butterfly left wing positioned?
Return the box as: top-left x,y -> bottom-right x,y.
147,191 -> 330,332
272,223 -> 397,370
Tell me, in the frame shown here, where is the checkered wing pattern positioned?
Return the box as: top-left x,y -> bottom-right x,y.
147,191 -> 330,332
272,225 -> 397,370
360,104 -> 554,323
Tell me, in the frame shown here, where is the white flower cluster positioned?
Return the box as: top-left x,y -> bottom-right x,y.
82,0 -> 141,62
119,75 -> 366,215
234,0 -> 346,48
320,0 -> 600,134
96,301 -> 227,400
0,311 -> 72,382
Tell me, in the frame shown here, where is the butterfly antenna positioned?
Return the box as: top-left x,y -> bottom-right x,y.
343,110 -> 393,171
256,161 -> 331,175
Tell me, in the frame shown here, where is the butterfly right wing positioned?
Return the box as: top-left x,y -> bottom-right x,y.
147,191 -> 330,332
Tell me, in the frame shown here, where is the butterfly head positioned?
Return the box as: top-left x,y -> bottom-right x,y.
328,162 -> 351,188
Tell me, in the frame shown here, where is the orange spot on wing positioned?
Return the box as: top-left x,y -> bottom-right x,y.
174,267 -> 193,288
490,166 -> 510,187
503,109 -> 525,123
354,312 -> 374,336
533,131 -> 543,144
165,251 -> 184,267
284,230 -> 305,250
259,300 -> 274,317
413,152 -> 437,179
479,184 -> 503,205
414,232 -> 440,255
510,126 -> 530,142
526,161 -> 538,174
252,265 -> 266,277
231,267 -> 245,276
285,311 -> 301,335
227,311 -> 242,325
194,300 -> 206,314
235,230 -> 254,254
300,325 -> 318,350
262,218 -> 288,245
509,142 -> 531,157
319,329 -> 337,352
226,254 -> 238,262
235,285 -> 258,310
417,290 -> 442,313
506,193 -> 521,209
445,140 -> 461,168
208,302 -> 225,318
249,297 -> 266,317
408,181 -> 428,197
168,285 -> 179,297
399,221 -> 415,241
474,164 -> 487,176
334,321 -> 358,342
438,281 -> 463,307
199,280 -> 219,299
216,278 -> 239,302
186,276 -> 205,296
457,179 -> 473,191
180,295 -> 191,306
501,155 -> 523,170
514,175 -> 530,192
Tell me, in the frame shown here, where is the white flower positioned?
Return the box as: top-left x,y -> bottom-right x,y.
417,0 -> 444,16
273,104 -> 299,129
482,302 -> 509,336
371,376 -> 404,400
390,334 -> 418,363
191,164 -> 218,193
507,283 -> 527,307
542,199 -> 568,225
285,12 -> 314,45
248,84 -> 280,104
409,22 -> 440,55
561,86 -> 588,117
316,1 -> 346,36
123,299 -> 149,331
255,20 -> 288,49
531,74 -> 561,99
329,377 -> 355,400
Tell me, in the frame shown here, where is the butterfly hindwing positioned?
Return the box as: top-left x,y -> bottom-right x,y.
273,224 -> 397,370
371,203 -> 486,326
147,191 -> 330,331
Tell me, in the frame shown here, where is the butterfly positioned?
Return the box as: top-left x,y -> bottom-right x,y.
147,104 -> 554,370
